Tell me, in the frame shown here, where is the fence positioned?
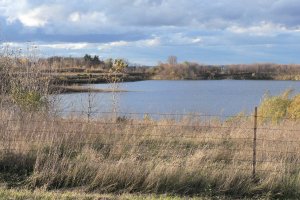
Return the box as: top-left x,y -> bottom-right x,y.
0,107 -> 300,180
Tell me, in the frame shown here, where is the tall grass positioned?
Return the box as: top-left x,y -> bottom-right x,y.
0,109 -> 299,198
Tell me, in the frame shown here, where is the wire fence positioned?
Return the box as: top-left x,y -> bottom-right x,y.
0,107 -> 300,178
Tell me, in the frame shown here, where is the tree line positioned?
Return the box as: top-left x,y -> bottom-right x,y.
2,54 -> 300,80
149,56 -> 300,80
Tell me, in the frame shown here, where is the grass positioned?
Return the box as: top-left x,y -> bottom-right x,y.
0,188 -> 111,200
0,188 -> 231,200
0,109 -> 299,199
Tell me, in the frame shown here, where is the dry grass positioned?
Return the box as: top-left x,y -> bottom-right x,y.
0,110 -> 299,199
0,187 -> 225,200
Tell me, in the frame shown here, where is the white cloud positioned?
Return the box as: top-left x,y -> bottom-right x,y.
68,11 -> 108,25
1,42 -> 23,48
40,43 -> 92,50
139,37 -> 161,47
18,7 -> 48,27
69,12 -> 80,22
227,22 -> 289,36
97,37 -> 161,50
167,33 -> 203,45
1,3 -> 63,27
1,42 -> 94,50
98,41 -> 129,50
0,0 -> 28,23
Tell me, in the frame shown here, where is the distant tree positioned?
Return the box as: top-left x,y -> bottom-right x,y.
84,54 -> 92,62
167,56 -> 178,66
83,54 -> 92,67
105,58 -> 113,69
83,54 -> 103,67
92,55 -> 101,65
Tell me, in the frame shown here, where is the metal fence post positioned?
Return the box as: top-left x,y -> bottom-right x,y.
252,107 -> 258,179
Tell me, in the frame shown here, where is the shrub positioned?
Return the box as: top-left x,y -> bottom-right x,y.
11,86 -> 47,111
258,90 -> 292,123
287,94 -> 300,119
0,45 -> 52,111
258,90 -> 300,123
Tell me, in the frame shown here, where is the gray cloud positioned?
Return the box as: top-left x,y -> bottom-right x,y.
2,0 -> 300,32
1,0 -> 300,64
270,0 -> 300,27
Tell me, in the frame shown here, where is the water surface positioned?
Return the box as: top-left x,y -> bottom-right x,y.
56,80 -> 300,117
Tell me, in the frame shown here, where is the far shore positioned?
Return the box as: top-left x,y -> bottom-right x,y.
51,72 -> 299,86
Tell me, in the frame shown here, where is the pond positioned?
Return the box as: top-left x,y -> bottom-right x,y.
55,80 -> 300,117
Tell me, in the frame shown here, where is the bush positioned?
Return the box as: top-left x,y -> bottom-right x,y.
287,94 -> 300,119
0,46 -> 52,111
258,90 -> 300,123
11,86 -> 47,111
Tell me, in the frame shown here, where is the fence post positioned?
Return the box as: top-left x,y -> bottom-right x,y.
252,106 -> 258,180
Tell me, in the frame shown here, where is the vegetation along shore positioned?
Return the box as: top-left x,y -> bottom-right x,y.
3,55 -> 299,93
49,55 -> 300,85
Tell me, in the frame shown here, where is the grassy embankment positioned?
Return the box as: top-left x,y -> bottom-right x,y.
51,67 -> 148,86
0,91 -> 300,199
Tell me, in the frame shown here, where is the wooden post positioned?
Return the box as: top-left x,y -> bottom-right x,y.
252,107 -> 258,179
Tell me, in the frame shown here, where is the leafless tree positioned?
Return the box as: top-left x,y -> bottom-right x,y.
167,56 -> 178,66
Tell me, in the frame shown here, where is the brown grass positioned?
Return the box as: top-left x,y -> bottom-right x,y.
0,110 -> 299,198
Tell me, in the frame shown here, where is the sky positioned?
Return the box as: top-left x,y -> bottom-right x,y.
0,0 -> 300,65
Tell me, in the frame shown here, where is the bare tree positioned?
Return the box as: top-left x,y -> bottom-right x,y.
167,56 -> 178,67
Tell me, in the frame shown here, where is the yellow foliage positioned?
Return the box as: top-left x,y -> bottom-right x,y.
258,90 -> 292,123
287,94 -> 300,119
111,59 -> 128,73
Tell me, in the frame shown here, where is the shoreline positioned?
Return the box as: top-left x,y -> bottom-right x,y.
52,73 -> 300,86
52,78 -> 300,94
51,85 -> 128,94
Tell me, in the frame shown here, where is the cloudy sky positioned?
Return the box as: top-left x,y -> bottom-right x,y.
0,0 -> 300,65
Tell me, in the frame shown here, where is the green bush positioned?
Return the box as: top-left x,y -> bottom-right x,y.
12,87 -> 46,111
